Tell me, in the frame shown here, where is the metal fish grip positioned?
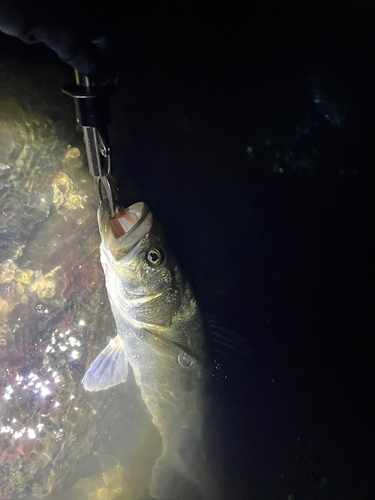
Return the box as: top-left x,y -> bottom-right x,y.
62,70 -> 117,219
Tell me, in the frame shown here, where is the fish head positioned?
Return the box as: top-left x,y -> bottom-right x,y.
98,201 -> 178,298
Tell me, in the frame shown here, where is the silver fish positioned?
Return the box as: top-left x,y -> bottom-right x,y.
82,201 -> 220,500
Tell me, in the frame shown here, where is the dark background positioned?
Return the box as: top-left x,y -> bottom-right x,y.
1,1 -> 374,498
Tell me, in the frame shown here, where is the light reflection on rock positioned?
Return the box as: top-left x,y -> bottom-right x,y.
0,62 -> 109,499
0,61 -> 155,500
52,172 -> 87,215
73,463 -> 124,500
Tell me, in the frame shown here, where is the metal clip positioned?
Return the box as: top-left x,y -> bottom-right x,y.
82,126 -> 116,218
62,70 -> 117,219
95,176 -> 116,219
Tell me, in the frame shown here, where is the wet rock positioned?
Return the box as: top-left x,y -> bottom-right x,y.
0,61 -> 112,499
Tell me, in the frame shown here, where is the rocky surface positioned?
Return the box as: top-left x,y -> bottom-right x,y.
0,62 -> 155,500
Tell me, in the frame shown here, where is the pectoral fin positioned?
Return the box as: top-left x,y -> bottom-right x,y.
82,335 -> 128,391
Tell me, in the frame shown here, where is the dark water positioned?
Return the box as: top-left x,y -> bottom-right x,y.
1,2 -> 374,499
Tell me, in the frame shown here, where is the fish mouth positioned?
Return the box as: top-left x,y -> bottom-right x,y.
98,201 -> 153,262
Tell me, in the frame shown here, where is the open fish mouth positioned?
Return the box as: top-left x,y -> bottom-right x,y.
98,201 -> 153,262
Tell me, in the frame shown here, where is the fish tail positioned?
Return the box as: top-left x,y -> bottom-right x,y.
149,444 -> 220,500
149,450 -> 201,500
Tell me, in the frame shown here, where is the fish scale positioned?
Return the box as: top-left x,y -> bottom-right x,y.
82,201 -> 221,500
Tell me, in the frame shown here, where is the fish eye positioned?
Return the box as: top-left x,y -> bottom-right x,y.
146,248 -> 164,266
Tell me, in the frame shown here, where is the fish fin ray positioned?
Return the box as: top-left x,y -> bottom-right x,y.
150,441 -> 219,500
82,335 -> 128,391
150,452 -> 200,500
204,314 -> 254,361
